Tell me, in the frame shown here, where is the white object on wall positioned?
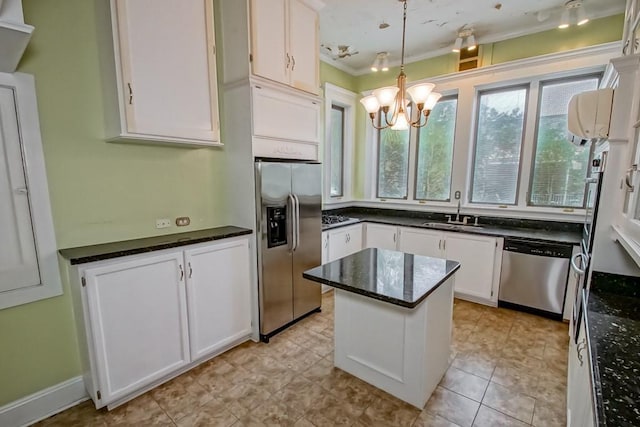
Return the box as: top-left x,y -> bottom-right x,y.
567,88 -> 614,145
0,0 -> 34,73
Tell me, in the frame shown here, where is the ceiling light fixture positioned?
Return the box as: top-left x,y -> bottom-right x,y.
558,0 -> 588,29
452,37 -> 463,53
371,52 -> 389,72
452,29 -> 477,53
360,0 -> 441,131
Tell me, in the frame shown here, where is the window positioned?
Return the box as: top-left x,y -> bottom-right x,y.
377,117 -> 411,199
529,76 -> 600,207
471,86 -> 528,204
414,96 -> 458,201
329,105 -> 345,197
323,83 -> 356,202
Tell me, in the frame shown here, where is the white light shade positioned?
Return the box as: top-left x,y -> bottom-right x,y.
558,8 -> 570,28
407,83 -> 435,105
360,95 -> 380,114
391,111 -> 409,130
373,86 -> 400,108
452,37 -> 462,53
381,55 -> 389,71
467,34 -> 477,51
577,7 -> 589,25
424,92 -> 442,110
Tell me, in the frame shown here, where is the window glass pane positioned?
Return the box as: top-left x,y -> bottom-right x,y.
329,105 -> 344,197
529,77 -> 599,207
377,118 -> 410,199
471,87 -> 527,204
415,97 -> 457,201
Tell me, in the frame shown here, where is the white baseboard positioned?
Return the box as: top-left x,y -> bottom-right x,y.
0,376 -> 88,427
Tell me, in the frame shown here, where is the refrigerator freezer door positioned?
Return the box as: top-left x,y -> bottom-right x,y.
291,163 -> 322,318
257,162 -> 294,335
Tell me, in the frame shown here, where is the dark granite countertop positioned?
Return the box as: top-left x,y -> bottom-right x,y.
585,271 -> 640,427
59,226 -> 253,265
323,207 -> 582,245
303,248 -> 460,308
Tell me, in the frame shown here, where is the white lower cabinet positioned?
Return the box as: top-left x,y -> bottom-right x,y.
398,227 -> 502,304
73,236 -> 252,408
184,239 -> 252,361
83,251 -> 190,405
567,312 -> 595,427
327,224 -> 363,262
364,223 -> 398,250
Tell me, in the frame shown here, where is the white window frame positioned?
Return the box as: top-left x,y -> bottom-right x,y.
323,83 -> 356,204
0,72 -> 62,310
363,43 -> 618,221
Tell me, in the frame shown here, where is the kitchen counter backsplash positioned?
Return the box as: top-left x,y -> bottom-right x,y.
325,206 -> 582,234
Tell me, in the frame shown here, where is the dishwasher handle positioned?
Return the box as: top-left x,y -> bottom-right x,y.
571,252 -> 586,276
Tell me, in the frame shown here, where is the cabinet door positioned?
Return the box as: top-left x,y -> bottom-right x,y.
365,223 -> 398,250
184,239 -> 252,361
568,318 -> 595,427
321,232 -> 329,264
83,252 -> 190,404
250,0 -> 288,85
444,233 -> 497,300
398,228 -> 443,258
114,0 -> 219,142
328,225 -> 362,262
288,0 -> 319,94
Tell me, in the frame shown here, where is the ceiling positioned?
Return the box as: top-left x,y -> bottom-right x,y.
319,0 -> 626,75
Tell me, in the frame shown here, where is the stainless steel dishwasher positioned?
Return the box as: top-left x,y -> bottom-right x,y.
498,238 -> 572,319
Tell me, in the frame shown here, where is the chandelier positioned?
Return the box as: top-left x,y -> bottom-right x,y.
360,0 -> 441,131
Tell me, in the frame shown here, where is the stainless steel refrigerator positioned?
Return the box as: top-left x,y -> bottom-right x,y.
255,160 -> 322,342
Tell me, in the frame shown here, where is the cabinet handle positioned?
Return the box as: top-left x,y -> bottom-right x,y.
286,53 -> 291,69
443,240 -> 446,251
577,338 -> 587,366
179,264 -> 184,281
393,233 -> 396,243
625,164 -> 637,192
291,56 -> 296,71
127,82 -> 133,105
188,262 -> 193,278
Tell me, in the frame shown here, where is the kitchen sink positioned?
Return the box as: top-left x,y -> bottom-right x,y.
422,222 -> 484,230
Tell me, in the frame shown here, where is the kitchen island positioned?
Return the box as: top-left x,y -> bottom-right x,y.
303,248 -> 460,409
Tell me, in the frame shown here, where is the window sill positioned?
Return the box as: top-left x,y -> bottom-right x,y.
612,225 -> 640,268
335,199 -> 585,222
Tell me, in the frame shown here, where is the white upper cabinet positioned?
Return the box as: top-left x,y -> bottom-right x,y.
105,0 -> 221,146
250,0 -> 321,95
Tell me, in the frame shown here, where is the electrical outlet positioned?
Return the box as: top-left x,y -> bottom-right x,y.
155,218 -> 171,229
176,216 -> 191,227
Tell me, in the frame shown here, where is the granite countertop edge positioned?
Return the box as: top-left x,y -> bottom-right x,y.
322,216 -> 581,244
582,291 -> 605,427
59,226 -> 253,265
303,262 -> 460,309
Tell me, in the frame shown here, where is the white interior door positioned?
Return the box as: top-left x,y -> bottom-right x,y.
115,0 -> 216,141
84,252 -> 190,404
444,233 -> 496,299
0,87 -> 40,293
184,239 -> 252,360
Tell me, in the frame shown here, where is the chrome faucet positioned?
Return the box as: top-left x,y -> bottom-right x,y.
456,200 -> 461,222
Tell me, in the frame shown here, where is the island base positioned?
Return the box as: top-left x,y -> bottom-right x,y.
333,277 -> 454,409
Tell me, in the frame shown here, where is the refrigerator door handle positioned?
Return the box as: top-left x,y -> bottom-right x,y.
292,194 -> 301,251
288,193 -> 298,251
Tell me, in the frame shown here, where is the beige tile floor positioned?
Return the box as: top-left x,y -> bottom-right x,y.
35,292 -> 569,427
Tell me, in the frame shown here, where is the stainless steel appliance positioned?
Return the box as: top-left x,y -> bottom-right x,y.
498,238 -> 573,319
255,159 -> 322,342
571,151 -> 606,342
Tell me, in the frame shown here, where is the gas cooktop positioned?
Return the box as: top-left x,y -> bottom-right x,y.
321,214 -> 360,228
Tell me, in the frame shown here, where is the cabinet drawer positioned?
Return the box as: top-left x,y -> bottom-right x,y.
251,85 -> 320,143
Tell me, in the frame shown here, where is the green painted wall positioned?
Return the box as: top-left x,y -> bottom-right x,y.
320,61 -> 357,92
0,0 -> 230,405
